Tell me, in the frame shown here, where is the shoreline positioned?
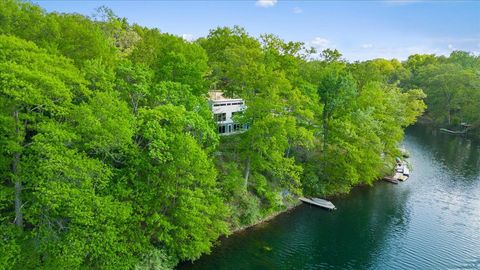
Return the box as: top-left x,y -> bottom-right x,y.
180,154 -> 407,267
178,177 -> 396,269
223,175 -> 394,235
229,201 -> 302,234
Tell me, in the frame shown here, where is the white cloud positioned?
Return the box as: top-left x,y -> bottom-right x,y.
305,37 -> 333,59
293,7 -> 303,14
255,0 -> 278,8
361,43 -> 373,49
308,37 -> 331,50
182,34 -> 195,42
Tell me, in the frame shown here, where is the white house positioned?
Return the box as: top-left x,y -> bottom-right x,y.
208,91 -> 248,135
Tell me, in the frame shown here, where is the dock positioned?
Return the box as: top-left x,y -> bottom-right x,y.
440,128 -> 466,135
383,176 -> 399,184
300,197 -> 336,210
385,159 -> 411,183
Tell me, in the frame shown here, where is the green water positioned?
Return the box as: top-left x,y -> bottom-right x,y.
180,126 -> 480,270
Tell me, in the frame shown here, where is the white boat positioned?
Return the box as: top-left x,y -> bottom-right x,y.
403,166 -> 410,176
300,197 -> 336,210
396,163 -> 404,173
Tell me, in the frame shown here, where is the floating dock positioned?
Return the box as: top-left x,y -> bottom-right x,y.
300,197 -> 336,210
439,128 -> 466,134
383,176 -> 399,184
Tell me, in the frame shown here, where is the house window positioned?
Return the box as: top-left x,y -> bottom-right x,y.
214,113 -> 226,122
218,124 -> 226,134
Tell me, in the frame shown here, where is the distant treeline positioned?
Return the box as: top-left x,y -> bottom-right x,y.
0,0 -> 477,269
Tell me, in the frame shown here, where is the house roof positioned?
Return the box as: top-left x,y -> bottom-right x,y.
208,90 -> 243,102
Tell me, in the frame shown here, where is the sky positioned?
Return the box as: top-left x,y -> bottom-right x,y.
33,0 -> 480,61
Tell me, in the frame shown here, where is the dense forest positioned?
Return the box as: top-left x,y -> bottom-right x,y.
0,1 -> 478,269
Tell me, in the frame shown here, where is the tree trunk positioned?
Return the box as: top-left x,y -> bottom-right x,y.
447,109 -> 451,125
13,109 -> 23,228
243,157 -> 250,188
323,111 -> 328,157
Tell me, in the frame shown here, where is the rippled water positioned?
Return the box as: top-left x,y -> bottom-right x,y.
179,126 -> 480,270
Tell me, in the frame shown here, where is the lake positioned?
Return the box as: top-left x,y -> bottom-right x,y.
179,126 -> 480,270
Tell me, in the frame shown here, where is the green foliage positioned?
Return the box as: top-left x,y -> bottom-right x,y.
0,0 -> 60,51
82,59 -> 116,92
0,1 -> 455,269
0,34 -> 138,269
349,58 -> 409,89
49,12 -> 117,65
300,54 -> 426,195
0,0 -> 117,65
20,127 -> 133,269
402,51 -> 480,136
133,105 -> 227,260
131,30 -> 210,95
135,248 -> 177,270
70,91 -> 135,163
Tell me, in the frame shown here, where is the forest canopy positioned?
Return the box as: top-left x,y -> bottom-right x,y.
0,1 -> 478,269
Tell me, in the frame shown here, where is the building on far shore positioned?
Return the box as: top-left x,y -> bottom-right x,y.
208,91 -> 249,135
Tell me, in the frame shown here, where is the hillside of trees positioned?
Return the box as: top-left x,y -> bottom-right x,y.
0,1 -> 478,269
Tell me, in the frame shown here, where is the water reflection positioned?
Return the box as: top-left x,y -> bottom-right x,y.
407,125 -> 480,180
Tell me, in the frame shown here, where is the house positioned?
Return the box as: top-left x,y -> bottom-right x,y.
208,91 -> 249,135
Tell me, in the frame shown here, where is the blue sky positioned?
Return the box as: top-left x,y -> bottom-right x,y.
33,0 -> 480,61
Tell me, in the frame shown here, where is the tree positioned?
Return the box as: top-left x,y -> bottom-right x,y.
131,105 -> 227,261
414,62 -> 478,125
0,34 -> 143,269
0,35 -> 85,230
49,12 -> 117,66
130,30 -> 210,95
303,61 -> 357,159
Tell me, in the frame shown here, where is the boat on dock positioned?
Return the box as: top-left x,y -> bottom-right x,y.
300,197 -> 336,210
385,159 -> 410,183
